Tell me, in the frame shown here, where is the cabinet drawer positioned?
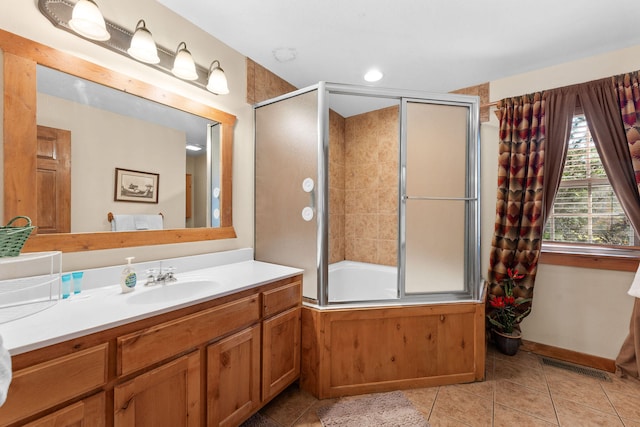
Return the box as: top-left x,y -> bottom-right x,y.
23,392 -> 106,427
0,344 -> 108,426
262,281 -> 301,318
118,295 -> 260,376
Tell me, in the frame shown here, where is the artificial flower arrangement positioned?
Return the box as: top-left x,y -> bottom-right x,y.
487,268 -> 532,335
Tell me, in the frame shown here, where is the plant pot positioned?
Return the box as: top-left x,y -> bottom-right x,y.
491,329 -> 521,356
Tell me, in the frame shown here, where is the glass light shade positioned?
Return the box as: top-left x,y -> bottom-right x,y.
68,0 -> 110,41
171,42 -> 198,80
127,20 -> 159,64
206,61 -> 229,95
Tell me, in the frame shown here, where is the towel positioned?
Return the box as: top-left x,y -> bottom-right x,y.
629,262 -> 640,298
111,214 -> 136,231
0,334 -> 11,407
134,214 -> 163,230
111,214 -> 163,231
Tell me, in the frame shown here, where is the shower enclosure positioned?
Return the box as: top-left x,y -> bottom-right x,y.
254,83 -> 485,398
254,82 -> 481,306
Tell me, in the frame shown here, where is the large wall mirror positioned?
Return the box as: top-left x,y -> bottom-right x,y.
1,29 -> 237,252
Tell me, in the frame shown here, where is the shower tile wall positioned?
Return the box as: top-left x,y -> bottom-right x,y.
329,109 -> 346,264
342,106 -> 399,266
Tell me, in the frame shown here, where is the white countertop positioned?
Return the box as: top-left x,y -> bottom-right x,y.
0,259 -> 302,356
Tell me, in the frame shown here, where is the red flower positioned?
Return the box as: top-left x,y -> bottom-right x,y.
490,297 -> 506,308
504,296 -> 515,306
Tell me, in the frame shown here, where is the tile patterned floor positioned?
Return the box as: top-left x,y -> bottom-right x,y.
252,344 -> 640,426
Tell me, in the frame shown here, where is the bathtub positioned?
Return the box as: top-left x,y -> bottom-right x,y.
300,260 -> 487,399
328,261 -> 397,302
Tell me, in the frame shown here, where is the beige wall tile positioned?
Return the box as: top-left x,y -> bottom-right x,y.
377,240 -> 397,266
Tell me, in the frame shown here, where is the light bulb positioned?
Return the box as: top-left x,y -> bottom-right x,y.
127,20 -> 159,64
68,0 -> 110,41
171,42 -> 198,81
206,60 -> 229,95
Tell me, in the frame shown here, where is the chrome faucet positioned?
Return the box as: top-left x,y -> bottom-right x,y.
144,265 -> 177,286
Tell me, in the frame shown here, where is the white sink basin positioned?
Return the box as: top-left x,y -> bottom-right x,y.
126,279 -> 220,305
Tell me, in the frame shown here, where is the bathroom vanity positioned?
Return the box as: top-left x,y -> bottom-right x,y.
0,253 -> 302,427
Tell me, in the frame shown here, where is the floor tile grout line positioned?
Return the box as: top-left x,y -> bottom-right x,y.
539,356 -> 562,427
286,396 -> 320,427
598,381 -> 629,425
494,402 -> 560,426
423,386 -> 440,423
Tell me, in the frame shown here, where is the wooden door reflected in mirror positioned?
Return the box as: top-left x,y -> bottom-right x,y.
36,125 -> 71,234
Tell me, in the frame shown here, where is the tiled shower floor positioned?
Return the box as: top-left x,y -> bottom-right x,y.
254,343 -> 640,426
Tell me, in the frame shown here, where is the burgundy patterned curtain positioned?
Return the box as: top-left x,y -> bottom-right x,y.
487,94 -> 546,315
612,71 -> 640,379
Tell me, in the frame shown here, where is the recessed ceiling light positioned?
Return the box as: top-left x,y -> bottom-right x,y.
186,144 -> 203,151
364,69 -> 383,82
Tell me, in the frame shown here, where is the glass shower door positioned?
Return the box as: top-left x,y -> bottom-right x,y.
401,100 -> 479,298
254,89 -> 320,300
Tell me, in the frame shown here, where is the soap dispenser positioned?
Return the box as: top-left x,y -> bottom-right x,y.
120,257 -> 137,293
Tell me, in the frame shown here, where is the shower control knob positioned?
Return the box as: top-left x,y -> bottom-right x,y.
213,208 -> 220,219
213,187 -> 220,198
302,177 -> 314,193
301,206 -> 314,221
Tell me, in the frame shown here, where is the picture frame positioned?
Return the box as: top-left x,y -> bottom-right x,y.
114,168 -> 159,203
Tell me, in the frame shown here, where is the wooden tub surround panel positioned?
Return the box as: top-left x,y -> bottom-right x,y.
300,301 -> 486,399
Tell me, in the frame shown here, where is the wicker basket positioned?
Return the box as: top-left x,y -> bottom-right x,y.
0,216 -> 36,257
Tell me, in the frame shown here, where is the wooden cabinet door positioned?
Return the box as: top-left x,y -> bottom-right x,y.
207,325 -> 260,427
23,392 -> 105,427
114,352 -> 200,427
262,307 -> 301,401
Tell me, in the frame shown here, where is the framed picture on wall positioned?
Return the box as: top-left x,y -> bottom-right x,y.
114,168 -> 159,203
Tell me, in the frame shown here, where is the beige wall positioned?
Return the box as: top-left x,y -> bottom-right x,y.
483,46 -> 640,359
1,0 -> 254,271
38,94 -> 186,231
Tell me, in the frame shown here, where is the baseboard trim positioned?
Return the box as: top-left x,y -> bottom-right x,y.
521,340 -> 616,373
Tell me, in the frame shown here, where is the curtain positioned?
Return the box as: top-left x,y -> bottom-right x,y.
487,94 -> 546,314
488,74 -> 640,377
487,89 -> 577,320
611,71 -> 640,379
541,88 -> 578,218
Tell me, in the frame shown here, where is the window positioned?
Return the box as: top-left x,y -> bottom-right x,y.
543,115 -> 636,246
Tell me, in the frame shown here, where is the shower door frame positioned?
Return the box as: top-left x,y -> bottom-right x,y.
398,97 -> 481,303
319,84 -> 481,306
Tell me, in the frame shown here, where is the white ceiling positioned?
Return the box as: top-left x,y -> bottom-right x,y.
157,0 -> 640,103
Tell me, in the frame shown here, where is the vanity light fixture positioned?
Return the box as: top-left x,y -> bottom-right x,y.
171,42 -> 199,81
68,0 -> 110,41
38,0 -> 229,94
206,60 -> 229,95
127,19 -> 160,64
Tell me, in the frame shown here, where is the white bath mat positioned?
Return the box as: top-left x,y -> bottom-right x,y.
317,390 -> 429,426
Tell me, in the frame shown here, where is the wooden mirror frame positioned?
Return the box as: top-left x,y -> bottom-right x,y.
1,29 -> 237,252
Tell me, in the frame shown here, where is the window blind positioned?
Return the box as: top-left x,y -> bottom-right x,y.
543,115 -> 634,246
